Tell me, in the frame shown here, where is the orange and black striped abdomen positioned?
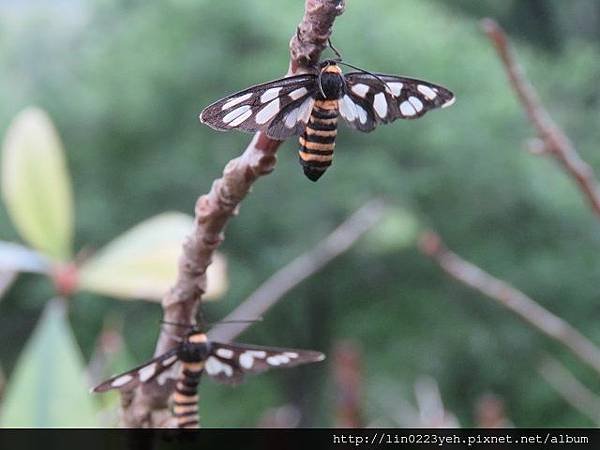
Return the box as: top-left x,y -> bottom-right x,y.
173,361 -> 203,428
299,99 -> 338,182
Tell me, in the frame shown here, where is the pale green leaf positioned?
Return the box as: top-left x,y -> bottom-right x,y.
0,299 -> 99,427
79,212 -> 228,301
1,107 -> 74,261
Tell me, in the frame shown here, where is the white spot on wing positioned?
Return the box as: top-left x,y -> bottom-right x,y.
297,98 -> 315,124
255,98 -> 280,124
408,96 -> 423,113
267,354 -> 291,366
205,356 -> 220,375
162,355 -> 178,366
223,105 -> 251,124
138,364 -> 157,383
289,87 -> 308,100
387,82 -> 403,96
205,356 -> 233,377
350,84 -> 370,98
339,95 -> 358,122
112,374 -> 133,387
418,84 -> 437,100
222,93 -> 252,111
442,96 -> 456,108
284,105 -> 300,128
284,352 -> 299,358
229,109 -> 252,126
239,352 -> 254,369
157,365 -> 179,386
373,93 -> 387,118
216,348 -> 234,359
247,350 -> 267,359
356,105 -> 367,124
260,87 -> 282,104
400,101 -> 417,116
284,97 -> 314,129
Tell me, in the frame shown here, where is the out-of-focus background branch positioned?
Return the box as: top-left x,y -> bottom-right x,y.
482,19 -> 600,219
209,198 -> 385,342
420,231 -> 600,376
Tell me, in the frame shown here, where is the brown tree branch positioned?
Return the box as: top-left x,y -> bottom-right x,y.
538,355 -> 600,426
419,231 -> 600,377
208,199 -> 385,342
121,0 -> 345,427
482,18 -> 600,218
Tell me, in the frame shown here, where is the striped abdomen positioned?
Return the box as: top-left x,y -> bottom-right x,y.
173,361 -> 203,428
299,100 -> 338,182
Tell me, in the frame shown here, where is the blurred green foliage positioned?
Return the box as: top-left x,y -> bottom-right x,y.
1,0 -> 600,427
1,300 -> 98,427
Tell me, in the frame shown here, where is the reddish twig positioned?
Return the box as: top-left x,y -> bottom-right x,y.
482,18 -> 600,218
332,341 -> 364,428
209,198 -> 385,342
121,0 -> 345,427
420,231 -> 600,377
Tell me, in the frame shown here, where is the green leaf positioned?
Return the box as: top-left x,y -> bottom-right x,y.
364,207 -> 421,254
0,299 -> 99,427
1,107 -> 74,261
79,212 -> 228,301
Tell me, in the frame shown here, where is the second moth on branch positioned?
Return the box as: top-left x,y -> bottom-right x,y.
93,326 -> 325,428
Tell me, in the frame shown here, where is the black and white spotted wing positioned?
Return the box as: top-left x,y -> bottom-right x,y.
92,348 -> 179,393
205,342 -> 325,385
92,337 -> 325,392
339,73 -> 455,132
200,75 -> 317,139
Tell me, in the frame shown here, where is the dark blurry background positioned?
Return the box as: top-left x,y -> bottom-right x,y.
1,0 -> 600,427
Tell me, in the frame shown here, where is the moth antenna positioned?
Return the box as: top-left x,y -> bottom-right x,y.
160,320 -> 196,329
337,61 -> 393,95
327,38 -> 343,61
317,69 -> 327,98
208,318 -> 263,326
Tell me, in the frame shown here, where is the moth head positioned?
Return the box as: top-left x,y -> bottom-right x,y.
319,60 -> 342,75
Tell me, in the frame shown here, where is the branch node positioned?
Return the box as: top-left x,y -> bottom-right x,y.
418,230 -> 443,257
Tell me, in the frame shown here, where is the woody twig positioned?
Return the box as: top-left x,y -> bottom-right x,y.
121,0 -> 345,427
419,231 -> 600,377
209,198 -> 384,342
482,18 -> 600,218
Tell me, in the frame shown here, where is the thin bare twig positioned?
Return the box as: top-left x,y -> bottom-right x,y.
209,199 -> 385,342
121,0 -> 345,427
419,231 -> 600,377
482,18 -> 600,218
539,356 -> 600,426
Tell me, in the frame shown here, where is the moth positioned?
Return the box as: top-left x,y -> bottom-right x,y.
200,59 -> 455,181
92,327 -> 325,428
